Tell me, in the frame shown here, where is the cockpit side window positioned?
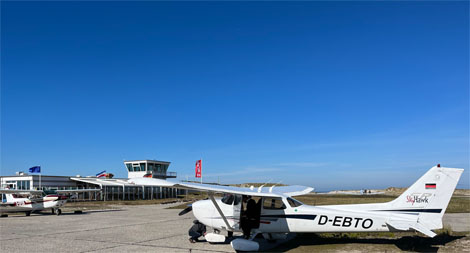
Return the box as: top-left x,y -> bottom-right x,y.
287,197 -> 303,207
221,194 -> 234,205
263,197 -> 286,209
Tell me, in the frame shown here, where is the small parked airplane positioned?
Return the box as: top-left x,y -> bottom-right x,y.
130,165 -> 464,251
0,188 -> 100,217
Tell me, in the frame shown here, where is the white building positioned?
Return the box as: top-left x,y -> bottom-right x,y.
1,159 -> 181,201
0,173 -> 77,190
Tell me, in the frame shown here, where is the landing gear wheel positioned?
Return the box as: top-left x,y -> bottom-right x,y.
56,209 -> 62,215
51,208 -> 55,214
26,211 -> 31,216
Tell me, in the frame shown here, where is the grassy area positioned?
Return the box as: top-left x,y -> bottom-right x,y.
446,196 -> 470,213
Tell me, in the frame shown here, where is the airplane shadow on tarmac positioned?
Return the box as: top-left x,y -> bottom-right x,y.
270,233 -> 465,252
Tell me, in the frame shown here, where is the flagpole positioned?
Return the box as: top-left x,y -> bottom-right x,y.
200,159 -> 202,184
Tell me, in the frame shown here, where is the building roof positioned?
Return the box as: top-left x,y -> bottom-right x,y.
124,160 -> 171,164
0,175 -> 74,178
71,177 -> 152,187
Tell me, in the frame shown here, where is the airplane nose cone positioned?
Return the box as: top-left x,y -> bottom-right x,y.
191,199 -> 213,227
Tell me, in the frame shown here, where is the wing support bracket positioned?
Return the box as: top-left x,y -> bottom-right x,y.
208,193 -> 233,231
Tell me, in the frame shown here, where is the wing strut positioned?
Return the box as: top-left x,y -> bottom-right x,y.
208,193 -> 233,231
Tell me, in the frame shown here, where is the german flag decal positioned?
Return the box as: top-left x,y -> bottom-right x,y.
426,183 -> 436,189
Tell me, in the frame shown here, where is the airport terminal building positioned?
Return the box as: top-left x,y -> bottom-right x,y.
0,160 -> 183,201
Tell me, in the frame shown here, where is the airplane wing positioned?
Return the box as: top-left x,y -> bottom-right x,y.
128,177 -> 177,187
268,185 -> 315,197
0,189 -> 43,194
175,182 -> 314,197
127,178 -> 313,197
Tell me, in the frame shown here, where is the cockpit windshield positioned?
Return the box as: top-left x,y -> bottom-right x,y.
221,194 -> 241,205
222,194 -> 234,205
221,194 -> 234,205
287,197 -> 303,207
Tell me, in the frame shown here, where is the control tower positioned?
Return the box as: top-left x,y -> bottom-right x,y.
124,160 -> 177,179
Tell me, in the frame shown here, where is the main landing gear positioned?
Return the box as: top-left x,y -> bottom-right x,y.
51,208 -> 62,215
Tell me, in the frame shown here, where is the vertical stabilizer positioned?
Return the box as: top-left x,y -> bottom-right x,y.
5,194 -> 16,203
387,165 -> 464,229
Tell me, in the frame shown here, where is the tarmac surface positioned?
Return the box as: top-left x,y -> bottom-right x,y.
0,204 -> 235,253
0,204 -> 469,253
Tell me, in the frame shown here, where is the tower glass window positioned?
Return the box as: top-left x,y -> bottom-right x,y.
132,164 -> 140,171
156,164 -> 161,173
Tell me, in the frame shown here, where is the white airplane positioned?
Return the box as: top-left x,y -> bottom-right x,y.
0,188 -> 100,217
130,165 -> 464,251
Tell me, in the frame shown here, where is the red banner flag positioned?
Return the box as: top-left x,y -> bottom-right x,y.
195,160 -> 202,178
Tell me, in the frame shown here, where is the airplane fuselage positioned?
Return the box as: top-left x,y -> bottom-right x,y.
193,197 -> 419,234
1,195 -> 67,214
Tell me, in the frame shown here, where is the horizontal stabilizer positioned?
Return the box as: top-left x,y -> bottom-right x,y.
411,223 -> 437,238
387,220 -> 436,238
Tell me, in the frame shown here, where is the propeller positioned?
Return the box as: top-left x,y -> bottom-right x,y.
178,205 -> 192,216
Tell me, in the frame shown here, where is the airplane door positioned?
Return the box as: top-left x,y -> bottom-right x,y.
232,195 -> 242,230
220,194 -> 242,230
259,197 -> 285,232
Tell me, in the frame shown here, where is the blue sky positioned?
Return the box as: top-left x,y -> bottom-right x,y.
1,1 -> 468,191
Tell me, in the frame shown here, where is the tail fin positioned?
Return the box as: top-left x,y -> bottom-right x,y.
5,194 -> 16,203
387,165 -> 464,229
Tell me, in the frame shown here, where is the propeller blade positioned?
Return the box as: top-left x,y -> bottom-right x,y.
178,206 -> 192,216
